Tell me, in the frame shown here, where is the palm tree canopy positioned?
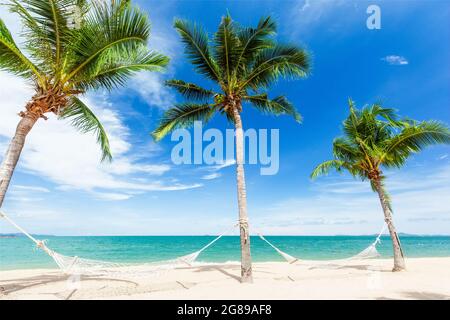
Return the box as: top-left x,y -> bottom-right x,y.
152,14 -> 311,141
0,0 -> 169,160
311,99 -> 450,182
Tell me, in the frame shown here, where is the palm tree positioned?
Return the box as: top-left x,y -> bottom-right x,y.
152,14 -> 311,282
0,0 -> 168,207
311,100 -> 450,271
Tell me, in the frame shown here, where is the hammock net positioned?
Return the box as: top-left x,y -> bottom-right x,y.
0,210 -> 233,277
256,225 -> 385,266
1,209 -> 387,275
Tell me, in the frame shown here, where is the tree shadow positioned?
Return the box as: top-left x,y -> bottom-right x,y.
306,264 -> 390,272
337,265 -> 391,272
375,291 -> 450,300
191,265 -> 242,282
1,273 -> 138,296
400,291 -> 450,300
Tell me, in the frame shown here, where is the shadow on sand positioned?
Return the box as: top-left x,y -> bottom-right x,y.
0,272 -> 138,297
376,291 -> 450,300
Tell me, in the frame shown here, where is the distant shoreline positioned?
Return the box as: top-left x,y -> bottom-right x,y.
1,233 -> 450,237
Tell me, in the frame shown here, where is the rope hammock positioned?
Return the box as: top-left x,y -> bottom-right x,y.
2,209 -> 389,275
0,210 -> 235,276
256,224 -> 387,266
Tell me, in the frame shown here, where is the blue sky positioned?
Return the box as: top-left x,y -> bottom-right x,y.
0,0 -> 449,235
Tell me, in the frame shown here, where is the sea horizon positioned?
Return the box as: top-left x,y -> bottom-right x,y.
2,233 -> 450,237
2,235 -> 449,271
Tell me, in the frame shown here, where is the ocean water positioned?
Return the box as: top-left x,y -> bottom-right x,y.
1,235 -> 449,270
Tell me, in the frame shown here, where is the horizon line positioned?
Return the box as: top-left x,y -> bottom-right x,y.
2,233 -> 450,237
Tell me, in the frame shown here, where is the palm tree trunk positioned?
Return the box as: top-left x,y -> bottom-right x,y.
232,106 -> 253,283
0,113 -> 38,208
373,179 -> 406,271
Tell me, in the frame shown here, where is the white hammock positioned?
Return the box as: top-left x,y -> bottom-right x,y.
0,210 -> 234,276
257,225 -> 386,266
258,234 -> 299,264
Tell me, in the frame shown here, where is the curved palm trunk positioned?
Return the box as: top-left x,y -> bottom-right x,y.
232,106 -> 253,283
0,114 -> 38,208
373,179 -> 406,271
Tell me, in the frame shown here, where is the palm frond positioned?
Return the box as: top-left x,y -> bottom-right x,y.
152,103 -> 216,141
0,17 -> 42,81
213,14 -> 240,85
60,96 -> 112,161
173,18 -> 221,82
244,94 -> 302,122
310,159 -> 348,179
165,79 -> 215,101
8,0 -> 53,70
73,45 -> 169,91
63,0 -> 151,83
332,137 -> 360,162
234,16 -> 276,71
11,0 -> 75,74
342,100 -> 362,142
240,44 -> 311,90
370,103 -> 400,126
382,121 -> 450,167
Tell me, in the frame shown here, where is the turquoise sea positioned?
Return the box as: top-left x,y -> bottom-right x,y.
1,235 -> 449,270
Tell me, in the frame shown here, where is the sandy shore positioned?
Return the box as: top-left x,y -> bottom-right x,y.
1,257 -> 449,300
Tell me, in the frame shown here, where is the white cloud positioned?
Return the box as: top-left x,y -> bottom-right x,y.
287,0 -> 354,38
12,185 -> 50,193
127,15 -> 180,109
130,72 -> 175,109
93,192 -> 132,201
0,73 -> 200,200
201,173 -> 221,180
107,160 -> 170,176
382,55 -> 409,65
213,159 -> 236,170
300,0 -> 312,11
6,196 -> 45,203
197,159 -> 236,180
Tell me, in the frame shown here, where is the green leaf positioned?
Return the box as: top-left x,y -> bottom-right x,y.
244,94 -> 302,122
332,137 -> 360,162
60,96 -> 112,162
10,0 -> 75,75
235,16 -> 276,72
152,103 -> 216,141
310,160 -> 347,179
383,121 -> 450,167
64,0 -> 151,83
165,79 -> 215,101
173,18 -> 221,82
213,14 -> 240,85
73,45 -> 169,91
241,44 -> 311,90
0,17 -> 42,81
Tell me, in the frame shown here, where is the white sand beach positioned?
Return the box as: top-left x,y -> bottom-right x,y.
1,257 -> 449,300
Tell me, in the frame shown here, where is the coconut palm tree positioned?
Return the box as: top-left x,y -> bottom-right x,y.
0,0 -> 168,207
311,100 -> 450,271
152,14 -> 311,282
